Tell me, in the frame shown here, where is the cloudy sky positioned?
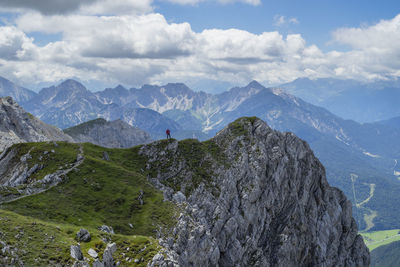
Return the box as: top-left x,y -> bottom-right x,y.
0,0 -> 399,91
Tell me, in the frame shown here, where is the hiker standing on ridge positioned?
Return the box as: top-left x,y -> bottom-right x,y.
166,128 -> 171,139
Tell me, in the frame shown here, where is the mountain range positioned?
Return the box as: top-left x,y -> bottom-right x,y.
1,76 -> 400,231
280,77 -> 400,123
0,96 -> 153,151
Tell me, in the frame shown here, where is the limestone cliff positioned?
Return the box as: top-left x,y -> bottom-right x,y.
141,117 -> 370,266
0,97 -> 72,151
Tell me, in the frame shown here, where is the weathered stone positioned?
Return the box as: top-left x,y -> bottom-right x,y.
76,229 -> 91,242
106,243 -> 117,254
93,259 -> 104,267
103,243 -> 117,267
99,225 -> 114,234
70,244 -> 83,261
88,248 -> 98,258
103,151 -> 110,161
172,191 -> 186,203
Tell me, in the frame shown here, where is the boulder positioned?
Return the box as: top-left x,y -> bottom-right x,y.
99,225 -> 114,234
76,229 -> 91,242
70,244 -> 83,261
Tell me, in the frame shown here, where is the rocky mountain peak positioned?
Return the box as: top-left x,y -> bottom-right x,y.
142,116 -> 369,266
114,84 -> 127,92
164,82 -> 192,92
64,118 -> 152,148
246,80 -> 265,89
0,97 -> 72,151
59,79 -> 87,92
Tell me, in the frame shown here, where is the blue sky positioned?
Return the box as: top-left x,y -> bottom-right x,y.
0,0 -> 399,92
156,0 -> 400,51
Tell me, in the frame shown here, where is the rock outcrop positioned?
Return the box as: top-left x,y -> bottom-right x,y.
64,118 -> 152,148
0,143 -> 84,203
0,97 -> 72,151
76,229 -> 91,242
141,117 -> 370,266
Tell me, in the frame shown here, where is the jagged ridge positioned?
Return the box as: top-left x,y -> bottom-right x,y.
141,117 -> 370,266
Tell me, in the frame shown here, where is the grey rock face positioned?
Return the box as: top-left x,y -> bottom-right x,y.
64,118 -> 152,148
102,242 -> 117,267
0,96 -> 72,151
70,244 -> 83,261
93,260 -> 104,267
142,118 -> 370,267
76,229 -> 91,242
172,191 -> 186,204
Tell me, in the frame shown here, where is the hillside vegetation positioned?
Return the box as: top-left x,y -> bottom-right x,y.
0,141 -> 178,266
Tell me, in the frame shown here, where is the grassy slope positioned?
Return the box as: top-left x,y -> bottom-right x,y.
13,141 -> 79,182
0,141 -> 178,266
0,209 -> 160,266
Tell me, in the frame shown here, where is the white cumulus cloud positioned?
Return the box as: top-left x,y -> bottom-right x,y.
274,15 -> 299,27
1,10 -> 400,90
0,26 -> 36,60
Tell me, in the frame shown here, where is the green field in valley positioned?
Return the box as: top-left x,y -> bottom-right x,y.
361,229 -> 400,251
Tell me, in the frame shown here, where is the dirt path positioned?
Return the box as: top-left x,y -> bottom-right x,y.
350,173 -> 378,231
357,183 -> 376,208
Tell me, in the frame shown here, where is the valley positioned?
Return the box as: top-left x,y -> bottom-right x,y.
362,229 -> 400,251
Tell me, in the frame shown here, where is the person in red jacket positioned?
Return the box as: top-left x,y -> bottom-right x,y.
166,129 -> 171,139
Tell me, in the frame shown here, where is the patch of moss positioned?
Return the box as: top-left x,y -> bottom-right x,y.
27,112 -> 35,120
